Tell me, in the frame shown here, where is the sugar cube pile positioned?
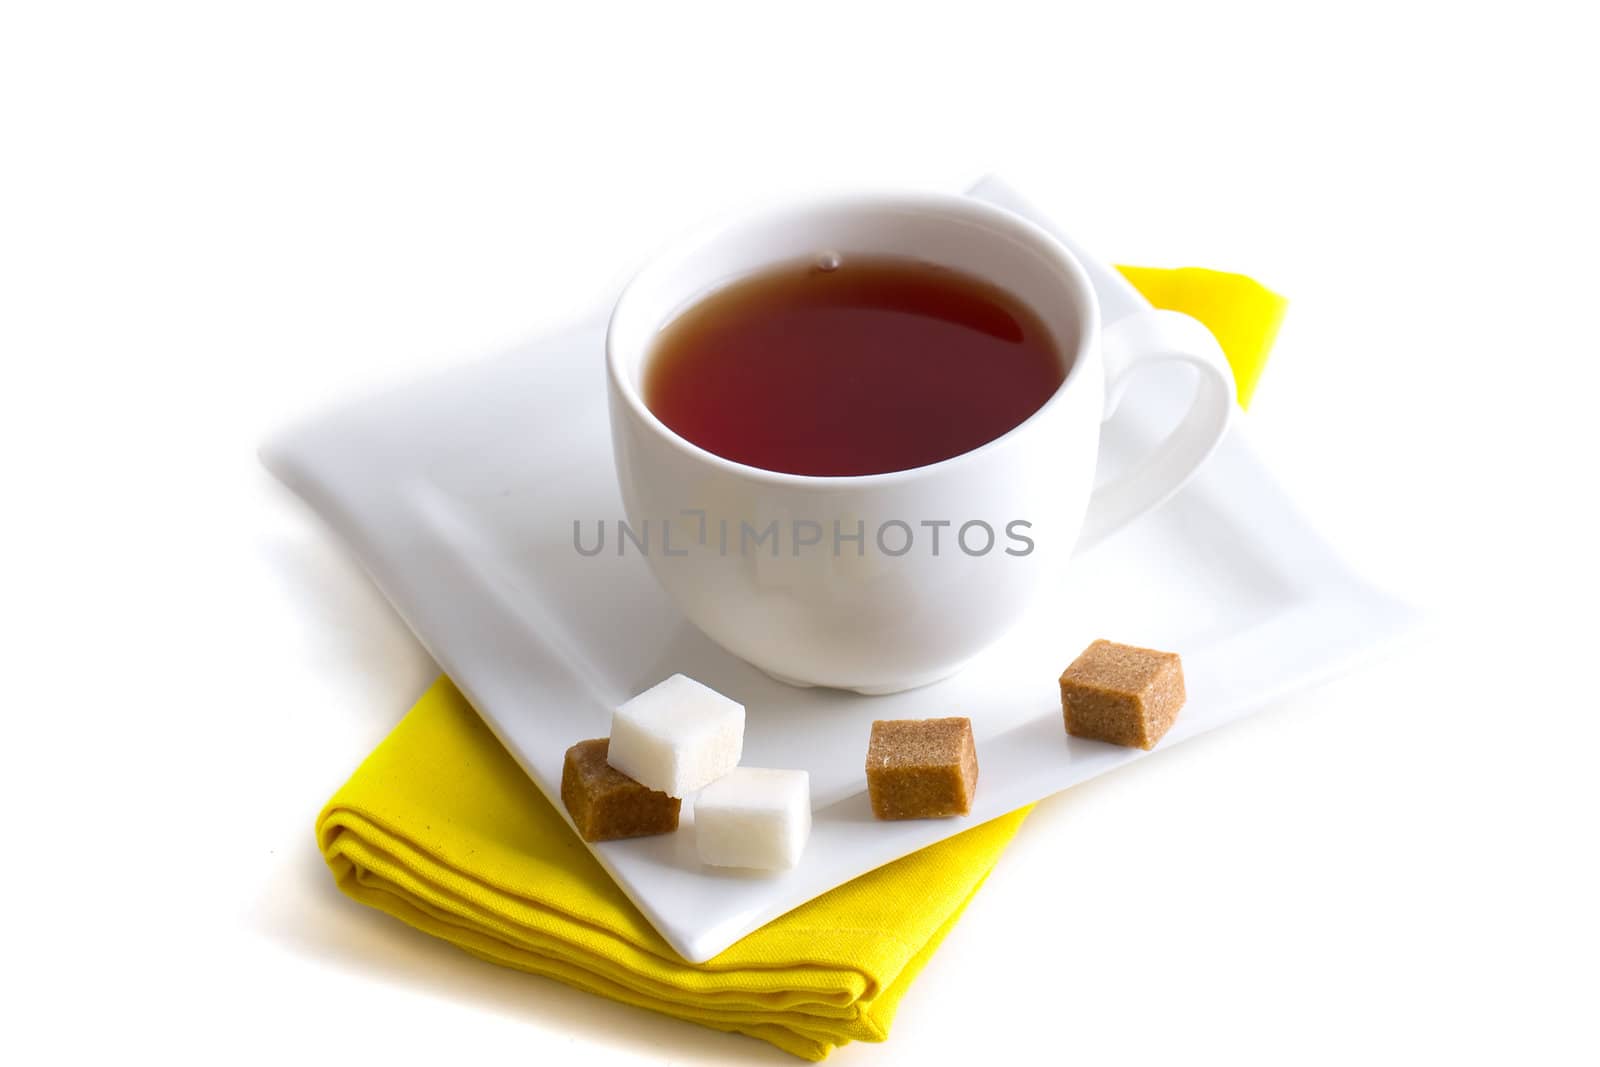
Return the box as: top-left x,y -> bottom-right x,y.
552,639 -> 1179,884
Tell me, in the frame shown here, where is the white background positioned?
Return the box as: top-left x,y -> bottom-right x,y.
3,2 -> 1596,1063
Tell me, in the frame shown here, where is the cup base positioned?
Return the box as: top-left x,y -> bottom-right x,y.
758,662 -> 970,697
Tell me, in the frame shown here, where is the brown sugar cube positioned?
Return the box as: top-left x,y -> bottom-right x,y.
865,717 -> 979,820
560,738 -> 681,842
1059,639 -> 1186,750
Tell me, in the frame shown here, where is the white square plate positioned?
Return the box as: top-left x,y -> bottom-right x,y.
264,177 -> 1414,962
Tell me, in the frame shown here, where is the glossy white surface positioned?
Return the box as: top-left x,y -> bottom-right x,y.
263,180 -> 1414,963
607,192 -> 1234,692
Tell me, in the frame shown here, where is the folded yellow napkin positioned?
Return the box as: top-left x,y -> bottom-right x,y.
316,267 -> 1284,1060
1114,266 -> 1287,409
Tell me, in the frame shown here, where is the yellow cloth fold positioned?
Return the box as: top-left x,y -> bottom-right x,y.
315,267 -> 1284,1059
1115,265 -> 1288,408
320,677 -> 1029,1060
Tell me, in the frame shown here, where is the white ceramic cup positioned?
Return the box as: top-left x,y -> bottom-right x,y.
607,192 -> 1234,694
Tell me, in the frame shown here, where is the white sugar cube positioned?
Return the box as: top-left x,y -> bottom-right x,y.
695,767 -> 811,870
607,674 -> 744,797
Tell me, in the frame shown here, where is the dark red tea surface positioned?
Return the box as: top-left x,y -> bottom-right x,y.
642,256 -> 1067,476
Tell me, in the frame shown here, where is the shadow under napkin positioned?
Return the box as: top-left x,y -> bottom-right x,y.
317,677 -> 1030,1060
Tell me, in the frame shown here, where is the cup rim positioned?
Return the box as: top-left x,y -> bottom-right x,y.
604,190 -> 1101,489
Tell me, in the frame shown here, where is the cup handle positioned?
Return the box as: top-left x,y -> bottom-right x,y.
1076,309 -> 1237,550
